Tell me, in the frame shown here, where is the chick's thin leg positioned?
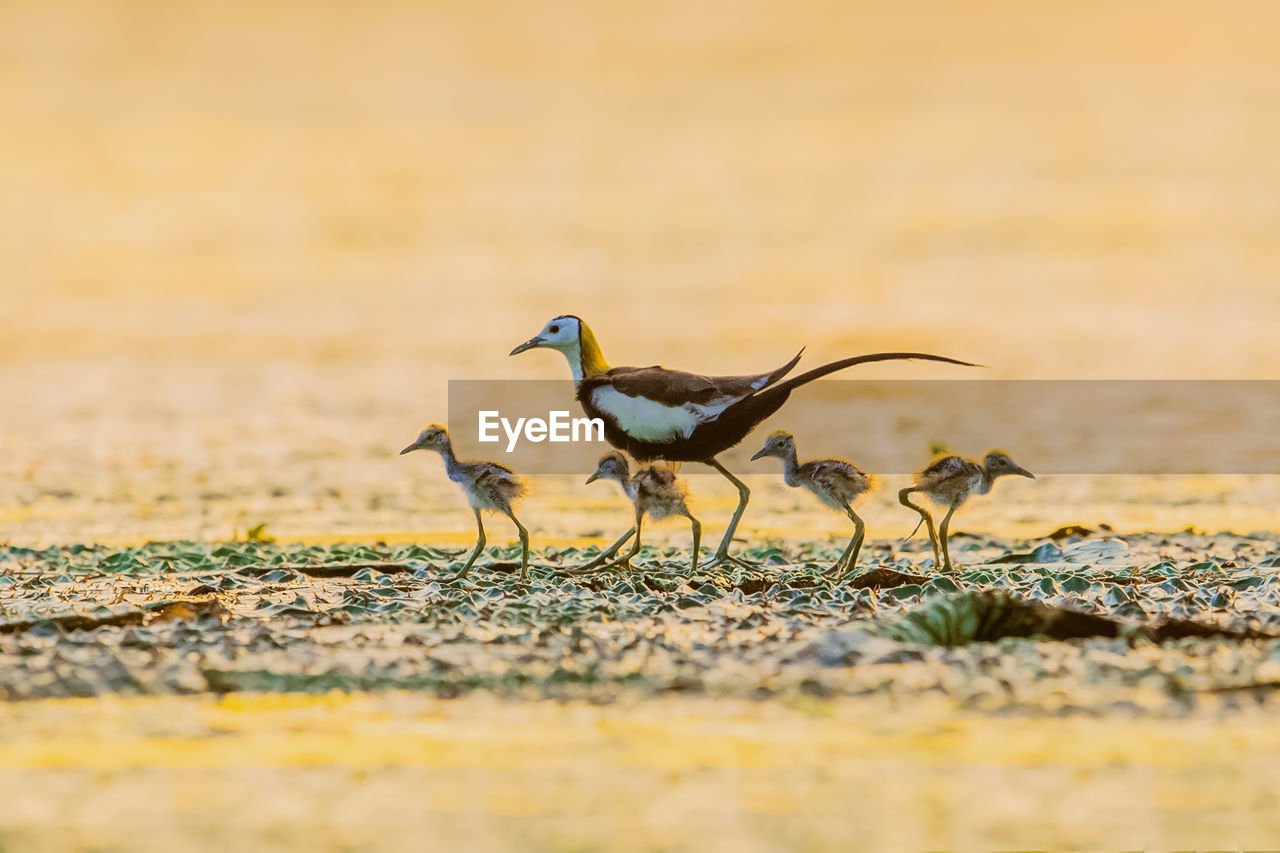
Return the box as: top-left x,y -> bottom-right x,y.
834,506 -> 866,577
457,508 -> 487,579
938,504 -> 959,573
600,512 -> 644,571
899,487 -> 942,570
507,511 -> 531,581
564,527 -> 636,573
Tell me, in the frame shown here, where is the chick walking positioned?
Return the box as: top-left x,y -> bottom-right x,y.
751,430 -> 878,576
899,450 -> 1035,572
400,425 -> 530,581
582,451 -> 701,572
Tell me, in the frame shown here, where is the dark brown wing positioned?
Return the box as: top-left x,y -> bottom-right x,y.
603,349 -> 804,406
603,366 -> 720,405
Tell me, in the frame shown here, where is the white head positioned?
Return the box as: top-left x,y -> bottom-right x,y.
511,315 -> 581,355
510,315 -> 607,382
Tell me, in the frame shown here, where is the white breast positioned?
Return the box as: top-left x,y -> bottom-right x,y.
590,387 -> 733,442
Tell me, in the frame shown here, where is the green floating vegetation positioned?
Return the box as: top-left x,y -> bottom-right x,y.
877,589 -> 1278,648
3,537 -> 1280,706
875,590 -> 1119,646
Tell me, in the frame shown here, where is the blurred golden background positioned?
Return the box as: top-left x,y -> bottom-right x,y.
2,0 -> 1278,544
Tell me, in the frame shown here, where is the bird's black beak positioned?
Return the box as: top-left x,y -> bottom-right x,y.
585,471 -> 600,484
750,448 -> 768,461
399,443 -> 419,456
510,336 -> 544,356
1015,466 -> 1036,479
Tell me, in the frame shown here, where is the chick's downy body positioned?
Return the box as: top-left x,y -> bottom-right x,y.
401,424 -> 531,580
581,451 -> 701,572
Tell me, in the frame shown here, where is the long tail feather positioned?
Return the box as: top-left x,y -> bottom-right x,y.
766,351 -> 982,397
760,348 -> 806,389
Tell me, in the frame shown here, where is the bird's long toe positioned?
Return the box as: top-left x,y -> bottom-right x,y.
558,557 -> 611,573
704,552 -> 757,571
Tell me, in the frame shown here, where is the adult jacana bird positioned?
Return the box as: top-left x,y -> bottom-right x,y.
751,430 -> 877,576
511,315 -> 977,566
899,450 -> 1035,572
400,424 -> 531,581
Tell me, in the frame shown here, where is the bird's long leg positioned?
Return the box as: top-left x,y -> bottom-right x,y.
505,510 -> 531,581
599,511 -> 644,571
457,508 -> 486,580
704,458 -> 756,569
562,528 -> 637,573
687,514 -> 702,574
937,504 -> 959,573
898,487 -> 942,570
833,505 -> 866,578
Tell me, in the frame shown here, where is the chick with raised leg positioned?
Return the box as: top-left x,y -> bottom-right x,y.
899,450 -> 1035,572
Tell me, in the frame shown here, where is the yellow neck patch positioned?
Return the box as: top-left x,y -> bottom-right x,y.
577,322 -> 610,378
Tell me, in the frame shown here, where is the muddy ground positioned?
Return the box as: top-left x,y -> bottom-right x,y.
2,531 -> 1280,850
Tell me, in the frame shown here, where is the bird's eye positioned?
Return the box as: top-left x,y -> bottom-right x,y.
549,325 -> 560,334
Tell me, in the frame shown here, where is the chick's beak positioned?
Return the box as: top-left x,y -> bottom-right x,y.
399,442 -> 420,456
585,471 -> 600,484
510,336 -> 544,356
1015,466 -> 1036,479
750,448 -> 768,461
